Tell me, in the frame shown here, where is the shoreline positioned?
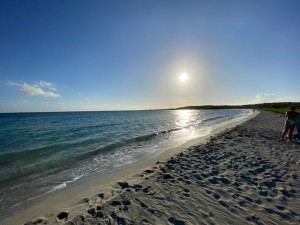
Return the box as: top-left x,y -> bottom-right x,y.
1,112 -> 300,225
1,111 -> 257,225
0,109 -> 252,209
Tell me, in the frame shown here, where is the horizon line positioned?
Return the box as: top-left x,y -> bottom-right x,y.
1,102 -> 298,114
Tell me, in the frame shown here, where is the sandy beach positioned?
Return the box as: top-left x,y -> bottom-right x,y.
4,110 -> 300,225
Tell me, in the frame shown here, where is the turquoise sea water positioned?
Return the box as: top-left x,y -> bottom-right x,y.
0,109 -> 251,214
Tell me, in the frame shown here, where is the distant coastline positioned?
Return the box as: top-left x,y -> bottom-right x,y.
1,102 -> 300,114
172,102 -> 300,114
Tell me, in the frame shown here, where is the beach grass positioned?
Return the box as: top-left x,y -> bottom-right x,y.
255,103 -> 300,114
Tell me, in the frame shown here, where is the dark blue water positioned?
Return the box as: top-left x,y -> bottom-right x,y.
0,109 -> 251,212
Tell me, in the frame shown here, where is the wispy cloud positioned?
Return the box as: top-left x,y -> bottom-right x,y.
252,93 -> 278,103
5,81 -> 20,86
6,80 -> 61,97
38,81 -> 57,91
20,83 -> 60,97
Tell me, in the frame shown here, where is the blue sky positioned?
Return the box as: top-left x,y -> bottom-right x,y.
0,0 -> 299,112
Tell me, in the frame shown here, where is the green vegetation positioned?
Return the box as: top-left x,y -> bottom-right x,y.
174,102 -> 300,114
246,102 -> 300,114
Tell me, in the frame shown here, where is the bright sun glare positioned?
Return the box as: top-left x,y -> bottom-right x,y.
179,73 -> 188,82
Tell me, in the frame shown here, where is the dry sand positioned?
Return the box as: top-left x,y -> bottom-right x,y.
5,110 -> 300,225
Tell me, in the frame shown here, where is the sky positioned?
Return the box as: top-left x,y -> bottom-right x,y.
0,0 -> 299,112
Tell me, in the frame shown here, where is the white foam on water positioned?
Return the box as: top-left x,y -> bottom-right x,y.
49,174 -> 85,193
51,182 -> 66,191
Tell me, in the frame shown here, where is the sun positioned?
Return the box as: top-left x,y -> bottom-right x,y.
179,73 -> 188,82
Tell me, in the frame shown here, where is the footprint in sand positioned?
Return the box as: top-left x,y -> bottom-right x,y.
111,200 -> 122,206
264,207 -> 293,220
98,193 -> 104,199
143,186 -> 156,195
182,189 -> 190,197
24,217 -> 48,225
275,205 -> 286,210
280,189 -> 295,198
212,193 -> 221,200
208,178 -> 219,184
244,196 -> 253,203
168,217 -> 186,225
57,211 -> 69,221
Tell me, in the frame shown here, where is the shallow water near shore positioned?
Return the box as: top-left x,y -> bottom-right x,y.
0,109 -> 252,217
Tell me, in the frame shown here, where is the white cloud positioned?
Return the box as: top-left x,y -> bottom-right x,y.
38,81 -> 57,91
20,83 -> 60,97
6,81 -> 20,86
252,93 -> 278,103
5,80 -> 60,97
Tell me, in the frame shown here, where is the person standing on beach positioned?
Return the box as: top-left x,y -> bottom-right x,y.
293,113 -> 300,139
280,106 -> 298,141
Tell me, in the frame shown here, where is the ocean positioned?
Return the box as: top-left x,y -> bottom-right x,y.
0,109 -> 252,214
